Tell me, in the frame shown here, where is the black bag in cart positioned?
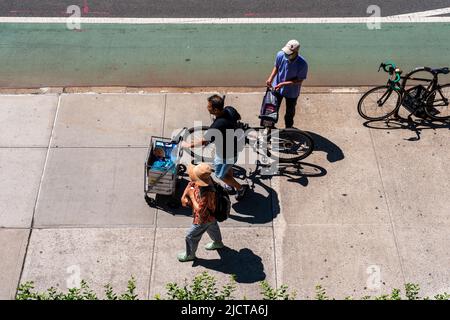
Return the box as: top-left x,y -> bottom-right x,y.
259,88 -> 280,127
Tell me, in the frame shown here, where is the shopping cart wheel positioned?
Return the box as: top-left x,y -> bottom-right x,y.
144,195 -> 156,207
177,164 -> 187,175
167,199 -> 180,209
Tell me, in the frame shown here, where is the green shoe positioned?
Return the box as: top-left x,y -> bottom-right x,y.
177,252 -> 195,262
205,241 -> 225,250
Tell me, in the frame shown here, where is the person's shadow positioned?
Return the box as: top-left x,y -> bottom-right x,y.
193,247 -> 266,283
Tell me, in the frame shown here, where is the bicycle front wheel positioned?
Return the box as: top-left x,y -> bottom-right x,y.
267,128 -> 314,163
425,84 -> 450,120
357,86 -> 400,121
184,126 -> 216,163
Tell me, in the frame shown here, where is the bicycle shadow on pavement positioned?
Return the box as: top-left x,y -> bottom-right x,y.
193,247 -> 266,283
229,160 -> 328,223
268,130 -> 342,187
363,118 -> 450,141
276,161 -> 327,187
230,165 -> 279,224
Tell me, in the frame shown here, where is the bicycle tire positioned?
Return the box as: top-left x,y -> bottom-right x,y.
425,84 -> 450,120
401,68 -> 435,89
357,85 -> 400,121
267,128 -> 314,163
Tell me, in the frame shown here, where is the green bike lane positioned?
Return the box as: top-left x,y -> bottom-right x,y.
1,22 -> 449,88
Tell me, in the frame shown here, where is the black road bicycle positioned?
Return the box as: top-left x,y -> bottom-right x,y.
184,119 -> 314,164
358,62 -> 450,122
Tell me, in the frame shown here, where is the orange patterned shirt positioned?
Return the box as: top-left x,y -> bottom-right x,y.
186,182 -> 216,224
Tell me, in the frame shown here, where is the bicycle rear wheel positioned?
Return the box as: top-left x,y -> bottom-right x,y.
267,128 -> 314,163
425,84 -> 450,120
184,126 -> 216,163
358,86 -> 400,121
401,68 -> 435,90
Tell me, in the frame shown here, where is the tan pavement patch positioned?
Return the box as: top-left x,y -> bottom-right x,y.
0,95 -> 58,147
20,228 -> 154,299
395,225 -> 450,297
51,94 -> 165,147
0,148 -> 47,228
0,229 -> 30,300
274,225 -> 404,299
369,124 -> 450,226
34,148 -> 155,227
163,93 -> 213,138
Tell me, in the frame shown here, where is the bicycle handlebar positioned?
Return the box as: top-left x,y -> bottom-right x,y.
378,61 -> 402,83
378,62 -> 395,74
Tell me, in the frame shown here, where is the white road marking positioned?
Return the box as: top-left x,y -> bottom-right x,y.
389,7 -> 450,17
0,16 -> 450,24
330,88 -> 361,93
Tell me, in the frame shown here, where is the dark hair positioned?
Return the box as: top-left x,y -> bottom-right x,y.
207,94 -> 224,110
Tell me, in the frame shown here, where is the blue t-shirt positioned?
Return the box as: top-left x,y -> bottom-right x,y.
271,51 -> 308,98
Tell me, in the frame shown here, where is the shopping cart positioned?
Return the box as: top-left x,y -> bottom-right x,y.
144,129 -> 187,207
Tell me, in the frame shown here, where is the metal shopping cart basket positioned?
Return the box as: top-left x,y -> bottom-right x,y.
144,129 -> 187,207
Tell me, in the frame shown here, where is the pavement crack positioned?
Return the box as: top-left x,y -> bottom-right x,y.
368,127 -> 407,285
15,93 -> 62,296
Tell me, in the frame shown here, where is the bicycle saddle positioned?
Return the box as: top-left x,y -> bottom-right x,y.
430,67 -> 449,75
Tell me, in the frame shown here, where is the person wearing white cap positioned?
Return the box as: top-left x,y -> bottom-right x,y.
265,39 -> 308,128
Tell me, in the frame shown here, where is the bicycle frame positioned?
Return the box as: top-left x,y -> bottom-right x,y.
237,122 -> 272,160
239,123 -> 311,160
196,120 -> 311,164
401,67 -> 438,91
388,67 -> 446,119
402,67 -> 449,105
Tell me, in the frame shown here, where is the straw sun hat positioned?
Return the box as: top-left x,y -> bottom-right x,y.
187,163 -> 213,187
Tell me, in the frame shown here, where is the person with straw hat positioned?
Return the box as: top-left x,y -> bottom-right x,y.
178,163 -> 225,262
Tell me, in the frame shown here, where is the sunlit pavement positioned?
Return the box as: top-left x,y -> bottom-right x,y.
1,88 -> 449,299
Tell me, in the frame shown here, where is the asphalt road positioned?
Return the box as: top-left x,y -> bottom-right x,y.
1,0 -> 449,18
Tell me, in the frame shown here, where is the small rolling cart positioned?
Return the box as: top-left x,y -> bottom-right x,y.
144,129 -> 187,207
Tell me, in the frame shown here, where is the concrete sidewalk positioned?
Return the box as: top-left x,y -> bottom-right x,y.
1,88 -> 449,299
